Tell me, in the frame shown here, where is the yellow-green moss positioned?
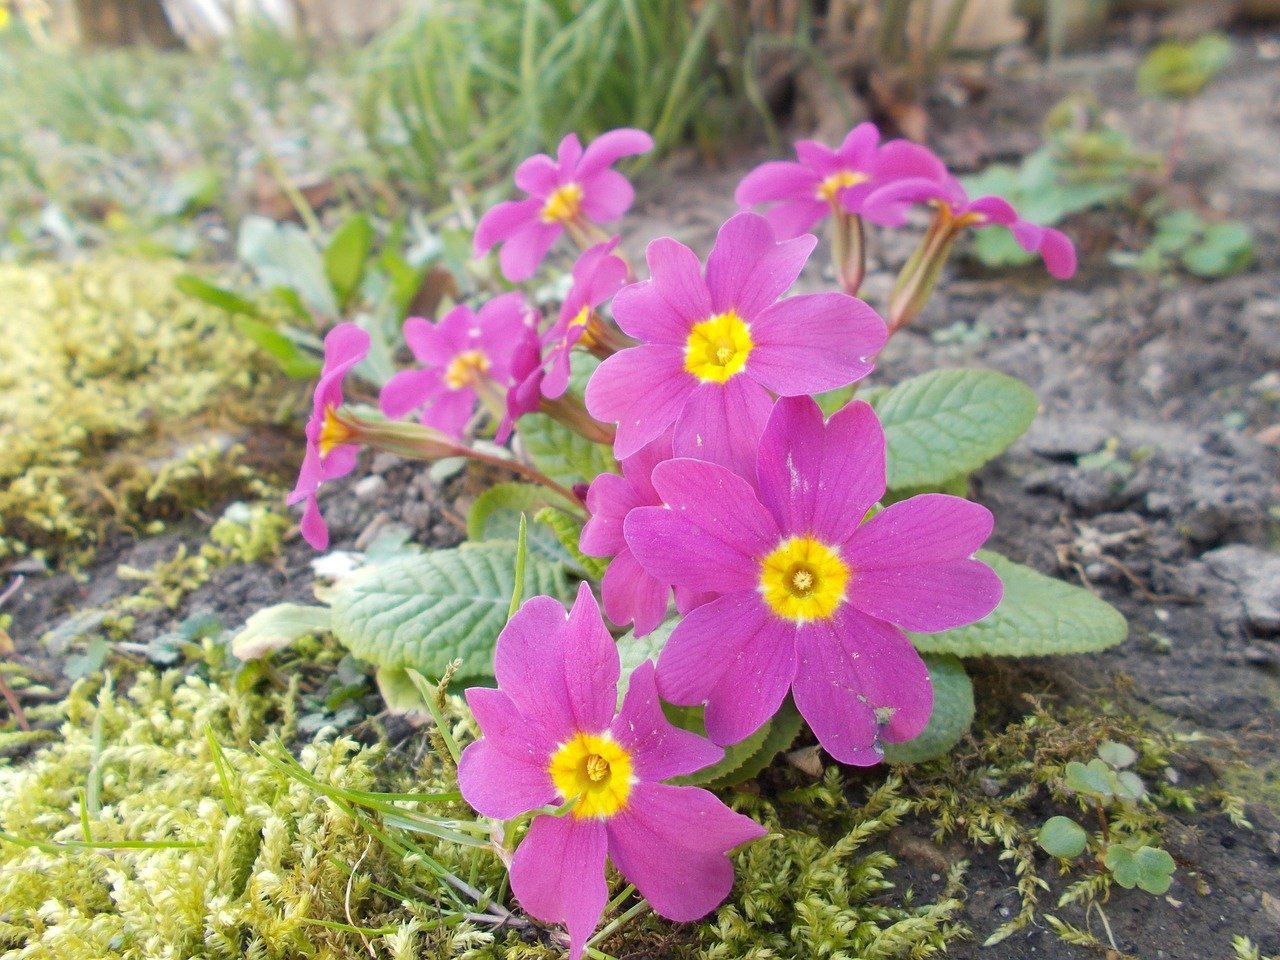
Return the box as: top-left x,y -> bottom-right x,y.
0,258 -> 283,565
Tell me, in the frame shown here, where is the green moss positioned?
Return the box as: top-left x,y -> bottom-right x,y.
0,258 -> 283,566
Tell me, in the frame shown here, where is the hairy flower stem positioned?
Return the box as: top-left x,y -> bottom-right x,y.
831,211 -> 866,296
887,209 -> 959,334
538,391 -> 617,447
334,409 -> 582,505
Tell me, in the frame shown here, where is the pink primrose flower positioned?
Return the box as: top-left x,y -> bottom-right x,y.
475,129 -> 654,282
543,238 -> 629,400
585,211 -> 887,478
495,323 -> 546,444
624,396 -> 1003,764
379,292 -> 534,439
863,174 -> 1078,279
580,430 -> 713,637
734,122 -> 946,239
286,323 -> 370,550
458,583 -> 765,960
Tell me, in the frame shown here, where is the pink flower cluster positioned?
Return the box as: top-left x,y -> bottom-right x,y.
287,123 -> 1082,957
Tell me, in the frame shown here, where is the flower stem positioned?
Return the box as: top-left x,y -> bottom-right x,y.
584,896 -> 650,949
831,211 -> 866,296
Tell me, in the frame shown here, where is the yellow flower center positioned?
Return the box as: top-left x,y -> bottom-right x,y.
318,405 -> 356,458
443,349 -> 491,390
759,536 -> 850,622
570,305 -> 591,329
542,183 -> 584,224
684,310 -> 753,383
548,732 -> 634,819
816,170 -> 868,204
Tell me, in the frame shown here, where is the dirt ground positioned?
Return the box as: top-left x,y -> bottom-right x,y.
5,29 -> 1279,960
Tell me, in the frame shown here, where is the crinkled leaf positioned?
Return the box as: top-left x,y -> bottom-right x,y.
328,543 -> 573,682
615,617 -> 677,707
1138,35 -> 1231,99
883,654 -> 974,764
666,699 -> 803,789
871,369 -> 1038,490
910,551 -> 1128,657
231,603 -> 332,660
518,413 -> 618,489
466,482 -> 578,567
1105,843 -> 1174,893
535,507 -> 608,579
1038,816 -> 1088,859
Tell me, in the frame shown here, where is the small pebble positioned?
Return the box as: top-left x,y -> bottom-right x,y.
354,475 -> 388,501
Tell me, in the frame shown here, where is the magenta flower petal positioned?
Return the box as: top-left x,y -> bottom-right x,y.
500,221 -> 563,282
734,160 -> 821,206
562,583 -> 622,732
556,132 -> 584,172
763,198 -> 830,240
756,397 -> 886,546
298,496 -> 328,550
656,592 -> 796,745
379,368 -> 441,420
456,738 -> 557,820
627,458 -> 779,594
868,139 -> 946,183
835,121 -> 879,166
613,237 -> 714,342
579,168 -> 635,222
419,386 -> 476,437
1035,226 -> 1077,279
474,198 -> 542,254
610,661 -> 724,781
793,139 -> 841,175
791,607 -> 932,765
585,344 -> 695,458
968,195 -> 1019,226
601,548 -> 671,636
575,127 -> 654,179
844,494 -> 1002,631
492,595 -> 579,744
511,816 -> 608,960
606,782 -> 765,922
514,153 -> 560,196
672,376 -> 772,479
746,293 -> 886,395
704,212 -> 816,318
581,472 -> 641,557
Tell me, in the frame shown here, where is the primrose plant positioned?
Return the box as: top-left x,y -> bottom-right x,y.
236,124 -> 1130,954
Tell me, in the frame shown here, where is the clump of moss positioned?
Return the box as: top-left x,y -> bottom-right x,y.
0,258 -> 283,565
0,658 -> 511,960
696,771 -> 967,959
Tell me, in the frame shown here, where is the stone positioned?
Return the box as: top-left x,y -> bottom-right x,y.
1203,545 -> 1280,635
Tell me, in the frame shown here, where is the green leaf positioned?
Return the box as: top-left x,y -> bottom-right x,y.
1105,843 -> 1175,894
324,215 -> 374,311
1181,221 -> 1253,278
1064,758 -> 1116,799
237,215 -> 339,319
883,654 -> 974,764
175,274 -> 261,316
519,412 -> 618,489
374,666 -> 429,715
1138,35 -> 1231,100
1038,816 -> 1088,859
1097,740 -> 1137,769
466,482 -> 578,567
231,603 -> 332,660
615,617 -> 677,707
871,369 -> 1038,490
328,543 -> 573,682
1114,770 -> 1147,802
535,507 -> 608,580
232,315 -> 322,379
667,699 -> 804,789
910,551 -> 1128,657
